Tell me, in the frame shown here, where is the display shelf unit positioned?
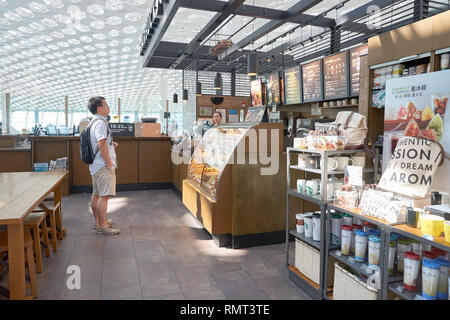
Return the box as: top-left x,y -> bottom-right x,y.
285,148 -> 372,300
289,166 -> 375,176
392,224 -> 450,253
325,205 -> 391,300
320,104 -> 359,109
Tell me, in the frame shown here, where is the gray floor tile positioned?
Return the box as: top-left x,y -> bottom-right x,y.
143,292 -> 185,300
101,286 -> 142,300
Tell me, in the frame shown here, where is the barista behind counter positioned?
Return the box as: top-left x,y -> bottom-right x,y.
30,119 -> 172,194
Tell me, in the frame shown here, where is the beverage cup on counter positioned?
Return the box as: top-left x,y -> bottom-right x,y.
351,224 -> 363,254
422,259 -> 441,300
355,230 -> 368,262
337,100 -> 343,106
297,179 -> 307,193
304,214 -> 313,238
335,157 -> 354,171
330,100 -> 336,107
327,158 -> 339,171
343,214 -> 353,227
296,214 -> 305,234
368,235 -> 381,268
331,214 -> 343,245
396,238 -> 411,273
403,252 -> 421,291
351,156 -> 366,168
312,213 -> 321,242
351,98 -> 358,105
435,258 -> 450,300
341,225 -> 353,256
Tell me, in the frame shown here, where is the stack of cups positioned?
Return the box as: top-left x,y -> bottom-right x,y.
304,214 -> 313,238
343,214 -> 353,227
341,225 -> 353,256
351,224 -> 363,254
434,258 -> 450,300
331,214 -> 343,246
296,214 -> 305,234
388,234 -> 398,276
312,213 -> 321,242
355,230 -> 369,262
403,252 -> 421,291
422,259 -> 441,300
368,235 -> 381,268
397,238 -> 411,273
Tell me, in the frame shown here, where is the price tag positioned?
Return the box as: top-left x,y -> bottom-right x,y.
395,284 -> 404,293
414,295 -> 425,300
423,234 -> 434,241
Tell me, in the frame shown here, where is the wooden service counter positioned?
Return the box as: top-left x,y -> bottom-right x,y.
28,136 -> 172,194
182,122 -> 295,248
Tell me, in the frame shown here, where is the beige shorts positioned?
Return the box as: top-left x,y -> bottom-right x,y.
92,167 -> 116,197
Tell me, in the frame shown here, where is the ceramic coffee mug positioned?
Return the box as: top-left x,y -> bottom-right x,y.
334,157 -> 354,171
351,156 -> 366,168
327,158 -> 339,171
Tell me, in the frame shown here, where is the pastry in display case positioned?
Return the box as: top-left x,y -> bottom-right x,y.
187,123 -> 252,201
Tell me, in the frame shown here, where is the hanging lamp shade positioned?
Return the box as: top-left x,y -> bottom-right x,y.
173,93 -> 178,104
247,52 -> 258,76
183,89 -> 189,101
196,81 -> 202,96
214,72 -> 222,90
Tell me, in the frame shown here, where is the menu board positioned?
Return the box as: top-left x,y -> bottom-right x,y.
266,72 -> 280,107
251,79 -> 263,107
302,60 -> 322,102
284,66 -> 301,105
350,45 -> 368,96
323,51 -> 348,99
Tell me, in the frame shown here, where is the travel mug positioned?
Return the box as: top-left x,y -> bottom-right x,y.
312,213 -> 321,242
296,214 -> 305,234
407,207 -> 419,228
304,214 -> 313,238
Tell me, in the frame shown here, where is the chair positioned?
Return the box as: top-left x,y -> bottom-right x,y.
24,212 -> 50,273
0,229 -> 38,299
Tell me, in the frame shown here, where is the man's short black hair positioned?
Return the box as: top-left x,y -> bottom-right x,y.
87,97 -> 105,115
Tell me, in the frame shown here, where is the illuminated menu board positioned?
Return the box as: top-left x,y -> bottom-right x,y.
302,60 -> 322,102
284,66 -> 301,105
323,51 -> 348,99
350,45 -> 368,96
266,72 -> 280,106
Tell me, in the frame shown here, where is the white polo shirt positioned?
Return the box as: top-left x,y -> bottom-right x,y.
89,114 -> 118,176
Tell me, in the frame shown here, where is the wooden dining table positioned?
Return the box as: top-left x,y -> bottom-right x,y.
0,172 -> 67,299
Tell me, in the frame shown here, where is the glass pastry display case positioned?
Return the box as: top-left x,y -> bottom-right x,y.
187,123 -> 254,201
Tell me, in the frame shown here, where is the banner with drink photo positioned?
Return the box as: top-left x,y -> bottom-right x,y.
382,69 -> 450,172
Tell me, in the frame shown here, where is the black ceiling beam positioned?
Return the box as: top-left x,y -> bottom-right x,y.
142,0 -> 181,68
169,0 -> 246,69
259,0 -> 405,61
178,0 -> 335,28
218,0 -> 324,60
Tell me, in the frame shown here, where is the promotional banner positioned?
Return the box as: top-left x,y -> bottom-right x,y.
383,70 -> 450,173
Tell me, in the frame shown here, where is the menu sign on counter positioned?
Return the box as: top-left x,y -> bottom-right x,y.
302,60 -> 322,102
324,51 -> 348,99
350,45 -> 368,96
109,123 -> 135,137
284,66 -> 301,105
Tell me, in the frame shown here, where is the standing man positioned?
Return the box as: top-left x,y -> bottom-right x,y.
87,97 -> 120,235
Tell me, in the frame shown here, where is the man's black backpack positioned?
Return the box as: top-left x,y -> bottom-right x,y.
80,118 -> 104,165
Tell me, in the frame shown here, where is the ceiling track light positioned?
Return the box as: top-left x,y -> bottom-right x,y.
183,89 -> 189,101
247,52 -> 258,76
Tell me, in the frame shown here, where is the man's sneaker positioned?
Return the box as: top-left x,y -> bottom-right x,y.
96,226 -> 120,235
93,219 -> 113,230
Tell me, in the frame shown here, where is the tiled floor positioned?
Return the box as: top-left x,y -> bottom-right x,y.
32,189 -> 311,300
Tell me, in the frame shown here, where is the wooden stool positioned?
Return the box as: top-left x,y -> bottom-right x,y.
24,213 -> 50,273
43,200 -> 65,240
0,230 -> 38,299
32,205 -> 58,253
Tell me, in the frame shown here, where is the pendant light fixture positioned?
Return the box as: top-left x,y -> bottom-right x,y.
247,52 -> 258,76
183,89 -> 189,101
214,72 -> 222,90
173,93 -> 178,104
196,81 -> 202,96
